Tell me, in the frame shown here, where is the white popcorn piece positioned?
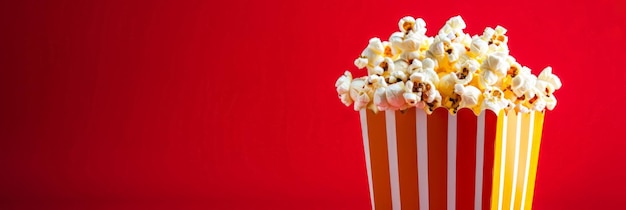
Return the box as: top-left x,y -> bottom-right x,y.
470,36 -> 488,57
335,71 -> 353,95
409,58 -> 439,85
354,90 -> 371,111
355,38 -> 400,75
481,27 -> 495,42
535,80 -> 558,110
447,42 -> 465,62
481,87 -> 514,112
368,74 -> 388,88
415,18 -> 427,35
354,58 -> 368,69
389,70 -> 408,84
403,33 -> 423,52
368,37 -> 385,54
438,15 -> 466,39
407,75 -> 440,104
538,67 -> 562,90
394,60 -> 410,75
335,71 -> 353,106
454,84 -> 482,108
390,32 -> 404,46
480,52 -> 510,86
349,78 -> 366,102
408,59 -> 423,73
386,81 -> 407,108
403,92 -> 425,108
453,59 -> 480,85
390,32 -> 420,52
482,25 -> 509,54
401,50 -> 421,62
423,81 -> 441,104
422,58 -> 436,70
532,95 -> 547,111
494,26 -> 508,43
542,95 -> 557,110
511,67 -> 537,97
426,35 -> 464,63
534,66 -> 561,111
374,87 -> 390,111
354,38 -> 384,70
427,37 -> 446,60
422,81 -> 442,103
405,80 -> 419,97
457,32 -> 473,46
398,16 -> 417,33
373,57 -> 396,76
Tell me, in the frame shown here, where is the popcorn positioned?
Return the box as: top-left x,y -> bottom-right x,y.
386,81 -> 408,108
335,71 -> 353,106
349,78 -> 368,110
368,75 -> 389,111
479,52 -> 510,86
373,57 -> 396,76
398,16 -> 427,34
469,36 -> 489,58
438,15 -> 466,40
454,84 -> 482,110
354,90 -> 371,111
481,26 -> 509,53
407,75 -> 442,113
482,87 -> 514,112
389,70 -> 408,84
454,59 -> 480,85
354,38 -> 384,69
338,15 -> 562,114
398,16 -> 417,33
374,87 -> 390,111
511,67 -> 537,98
409,58 -> 439,85
355,38 -> 400,75
537,67 -> 562,90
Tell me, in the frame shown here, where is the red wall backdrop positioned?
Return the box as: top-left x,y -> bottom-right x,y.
1,0 -> 625,209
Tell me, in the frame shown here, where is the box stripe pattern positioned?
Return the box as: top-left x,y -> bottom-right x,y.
358,108 -> 545,210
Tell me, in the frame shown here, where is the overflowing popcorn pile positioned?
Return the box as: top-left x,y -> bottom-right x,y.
335,16 -> 562,115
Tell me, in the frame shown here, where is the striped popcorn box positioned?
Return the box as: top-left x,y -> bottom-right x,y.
358,107 -> 545,210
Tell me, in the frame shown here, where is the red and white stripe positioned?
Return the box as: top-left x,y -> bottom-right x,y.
358,108 -> 542,210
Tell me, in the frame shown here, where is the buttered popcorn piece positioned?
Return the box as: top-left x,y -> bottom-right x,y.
337,15 -> 561,114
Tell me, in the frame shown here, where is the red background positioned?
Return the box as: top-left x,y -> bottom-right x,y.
1,0 -> 625,209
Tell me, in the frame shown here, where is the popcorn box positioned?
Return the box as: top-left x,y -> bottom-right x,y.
358,108 -> 545,210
